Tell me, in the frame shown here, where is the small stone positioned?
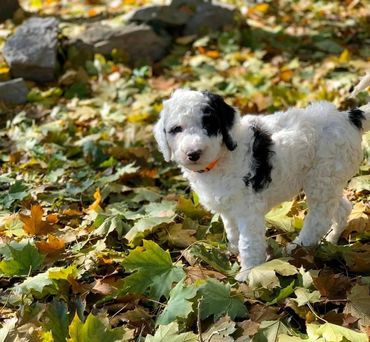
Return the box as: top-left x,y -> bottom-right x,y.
0,78 -> 29,105
3,17 -> 59,82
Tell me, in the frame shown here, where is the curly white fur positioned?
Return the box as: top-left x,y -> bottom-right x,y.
154,89 -> 370,281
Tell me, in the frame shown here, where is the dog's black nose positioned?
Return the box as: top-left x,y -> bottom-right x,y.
187,150 -> 202,161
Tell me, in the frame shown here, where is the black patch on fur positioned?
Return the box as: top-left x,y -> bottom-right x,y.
348,108 -> 365,130
243,125 -> 274,192
201,91 -> 237,151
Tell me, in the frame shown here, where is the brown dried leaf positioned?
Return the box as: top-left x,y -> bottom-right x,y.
36,234 -> 65,255
19,204 -> 54,236
249,303 -> 280,322
185,266 -> 226,283
342,245 -> 370,273
238,319 -> 260,337
312,270 -> 351,300
343,202 -> 370,239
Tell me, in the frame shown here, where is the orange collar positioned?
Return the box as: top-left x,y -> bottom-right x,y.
196,159 -> 218,173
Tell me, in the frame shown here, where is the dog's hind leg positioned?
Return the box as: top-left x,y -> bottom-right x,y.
221,214 -> 240,254
325,197 -> 352,243
293,180 -> 344,246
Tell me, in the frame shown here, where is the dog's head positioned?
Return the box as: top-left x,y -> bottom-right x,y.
154,89 -> 239,172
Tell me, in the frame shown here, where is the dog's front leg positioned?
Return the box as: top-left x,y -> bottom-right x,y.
221,214 -> 239,254
235,213 -> 267,282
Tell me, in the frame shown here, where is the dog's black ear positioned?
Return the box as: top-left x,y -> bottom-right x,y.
202,91 -> 237,151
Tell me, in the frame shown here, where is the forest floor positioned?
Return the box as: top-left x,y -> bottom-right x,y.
0,0 -> 369,341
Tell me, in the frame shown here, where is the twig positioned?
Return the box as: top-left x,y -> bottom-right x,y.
197,297 -> 204,342
206,327 -> 229,342
307,302 -> 328,323
111,303 -> 128,319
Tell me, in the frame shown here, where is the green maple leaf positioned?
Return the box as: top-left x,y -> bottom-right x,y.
125,201 -> 176,246
122,240 -> 185,300
68,313 -> 125,342
145,322 -> 197,342
188,243 -> 238,276
17,271 -> 58,298
0,240 -> 43,276
157,278 -> 198,325
198,279 -> 247,320
2,181 -> 30,209
43,300 -> 69,342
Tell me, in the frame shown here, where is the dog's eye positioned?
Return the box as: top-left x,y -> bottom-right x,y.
202,115 -> 219,135
169,126 -> 183,134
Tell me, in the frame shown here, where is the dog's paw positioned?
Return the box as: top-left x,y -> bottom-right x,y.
324,231 -> 340,244
235,269 -> 251,282
228,243 -> 239,255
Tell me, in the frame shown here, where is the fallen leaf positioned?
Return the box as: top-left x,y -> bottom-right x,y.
279,69 -> 294,82
307,322 -> 368,342
150,77 -> 178,91
89,188 -> 102,211
249,259 -> 298,290
19,205 -> 54,236
293,287 -> 321,306
312,270 -> 351,300
145,322 -> 197,342
343,202 -> 370,239
202,316 -> 236,342
36,234 -> 65,255
248,3 -> 270,15
238,319 -> 260,337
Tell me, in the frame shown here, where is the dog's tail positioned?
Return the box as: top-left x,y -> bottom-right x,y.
349,72 -> 370,131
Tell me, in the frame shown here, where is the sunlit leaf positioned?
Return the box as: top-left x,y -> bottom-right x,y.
67,313 -> 125,342
0,240 -> 44,276
19,205 -> 54,236
306,322 -> 368,342
121,240 -> 184,300
249,259 -> 298,290
145,322 -> 197,342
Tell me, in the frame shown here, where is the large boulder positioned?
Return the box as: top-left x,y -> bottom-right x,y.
0,78 -> 28,105
71,23 -> 170,65
3,17 -> 59,82
126,5 -> 190,27
171,0 -> 237,36
127,0 -> 237,36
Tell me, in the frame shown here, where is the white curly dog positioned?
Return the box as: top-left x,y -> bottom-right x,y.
154,89 -> 370,281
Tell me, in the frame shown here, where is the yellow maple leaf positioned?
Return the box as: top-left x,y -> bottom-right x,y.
89,188 -> 102,211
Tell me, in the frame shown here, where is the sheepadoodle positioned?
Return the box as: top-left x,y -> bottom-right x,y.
154,89 -> 370,281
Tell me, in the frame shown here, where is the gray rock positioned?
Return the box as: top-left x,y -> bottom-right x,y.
0,78 -> 28,104
181,2 -> 237,36
127,5 -> 190,27
3,17 -> 59,82
74,23 -> 170,65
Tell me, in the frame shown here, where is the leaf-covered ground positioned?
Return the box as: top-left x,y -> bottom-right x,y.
0,1 -> 370,341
